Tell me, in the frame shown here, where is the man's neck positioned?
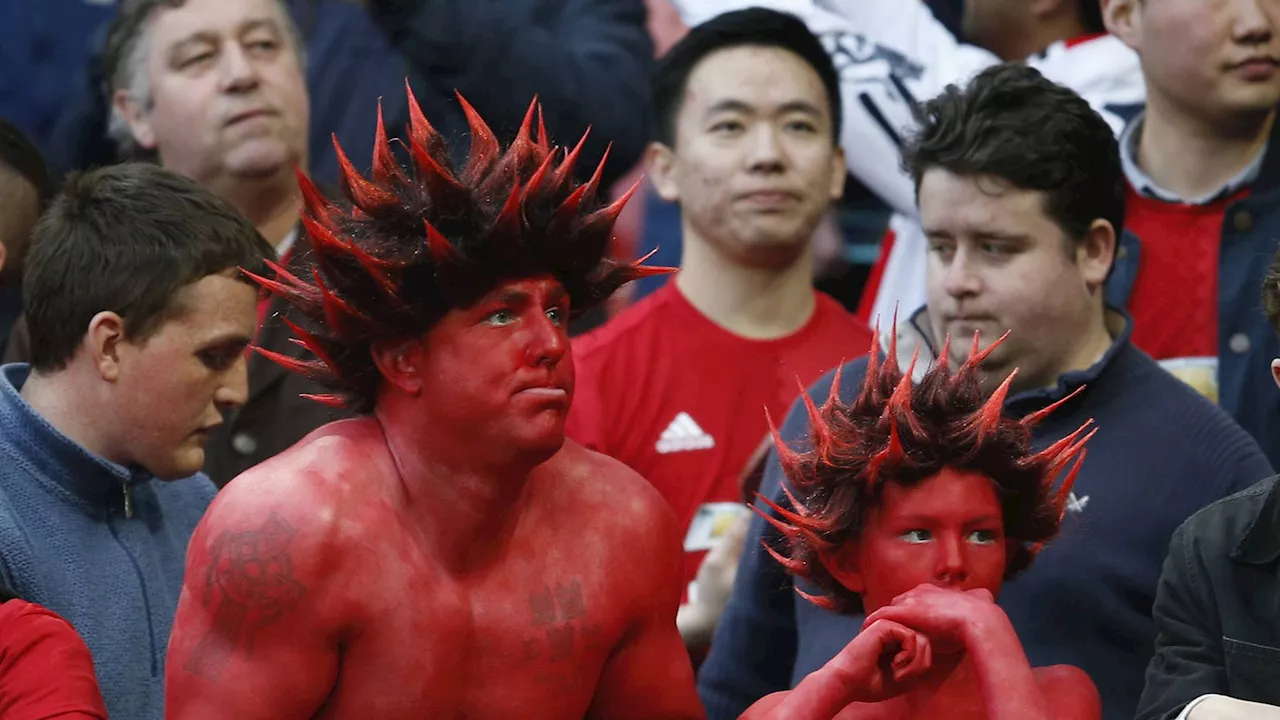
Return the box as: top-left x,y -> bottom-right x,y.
19,368 -> 119,465
374,401 -> 539,575
1136,95 -> 1274,200
210,171 -> 304,250
675,229 -> 817,340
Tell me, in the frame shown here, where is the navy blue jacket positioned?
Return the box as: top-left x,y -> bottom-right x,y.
697,310 -> 1274,720
1105,119 -> 1280,470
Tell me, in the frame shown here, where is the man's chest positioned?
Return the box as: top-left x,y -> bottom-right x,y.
328,543 -> 625,718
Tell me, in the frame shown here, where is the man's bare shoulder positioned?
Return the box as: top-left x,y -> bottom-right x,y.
200,417 -> 391,558
542,440 -> 678,531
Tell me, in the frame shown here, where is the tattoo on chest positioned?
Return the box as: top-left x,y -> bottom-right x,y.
183,513 -> 308,680
521,579 -> 606,685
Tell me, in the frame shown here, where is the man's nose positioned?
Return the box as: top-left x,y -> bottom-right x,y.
214,355 -> 250,411
524,315 -> 567,368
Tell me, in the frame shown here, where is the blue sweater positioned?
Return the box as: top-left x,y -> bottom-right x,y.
697,310 -> 1274,720
0,364 -> 216,719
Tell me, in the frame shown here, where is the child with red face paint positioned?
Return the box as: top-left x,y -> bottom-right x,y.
740,328 -> 1102,720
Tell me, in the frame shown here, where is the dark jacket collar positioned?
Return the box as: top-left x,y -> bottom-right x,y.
0,364 -> 151,517
1232,478 -> 1280,565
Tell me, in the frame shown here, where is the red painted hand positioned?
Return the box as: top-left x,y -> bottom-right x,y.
862,584 -> 1001,655
831,618 -> 933,702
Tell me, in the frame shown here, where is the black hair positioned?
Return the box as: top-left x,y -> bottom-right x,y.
651,7 -> 842,147
904,63 -> 1125,251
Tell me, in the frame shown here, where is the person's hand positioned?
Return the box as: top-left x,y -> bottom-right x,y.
677,511 -> 750,646
863,584 -> 1002,654
830,618 -> 932,702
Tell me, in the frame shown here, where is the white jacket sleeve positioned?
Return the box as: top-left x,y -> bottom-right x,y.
669,0 -> 999,219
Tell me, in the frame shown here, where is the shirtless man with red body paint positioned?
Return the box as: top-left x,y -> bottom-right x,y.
739,331 -> 1103,720
162,89 -> 706,719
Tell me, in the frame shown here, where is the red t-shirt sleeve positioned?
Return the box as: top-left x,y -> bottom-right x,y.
0,601 -> 108,720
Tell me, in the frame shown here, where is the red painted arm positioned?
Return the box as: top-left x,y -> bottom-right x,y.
165,485 -> 341,720
739,618 -> 932,718
586,469 -> 704,719
865,585 -> 1100,720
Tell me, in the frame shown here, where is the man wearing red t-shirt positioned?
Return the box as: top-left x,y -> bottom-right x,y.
0,586 -> 106,720
1101,0 -> 1280,468
566,9 -> 872,650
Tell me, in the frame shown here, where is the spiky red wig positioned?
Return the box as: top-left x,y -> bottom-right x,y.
758,327 -> 1096,614
246,84 -> 669,412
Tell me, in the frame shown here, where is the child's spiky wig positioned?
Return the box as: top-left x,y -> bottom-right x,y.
758,326 -> 1096,615
245,84 -> 670,412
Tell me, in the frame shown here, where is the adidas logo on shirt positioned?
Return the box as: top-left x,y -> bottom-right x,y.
656,412 -> 716,454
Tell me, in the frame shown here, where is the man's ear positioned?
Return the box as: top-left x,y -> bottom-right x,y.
112,88 -> 158,151
1101,0 -> 1142,50
1270,358 -> 1280,390
828,145 -> 847,201
818,543 -> 866,595
1077,219 -> 1117,292
644,141 -> 680,204
371,337 -> 426,396
86,311 -> 127,381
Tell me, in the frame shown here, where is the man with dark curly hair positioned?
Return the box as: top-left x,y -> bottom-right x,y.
163,88 -> 709,718
698,63 -> 1274,720
741,330 -> 1100,718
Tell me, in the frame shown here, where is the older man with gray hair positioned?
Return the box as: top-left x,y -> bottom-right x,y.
98,0 -> 344,487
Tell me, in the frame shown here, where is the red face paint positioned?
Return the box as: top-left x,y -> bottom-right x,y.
843,468 -> 1007,614
416,275 -> 575,459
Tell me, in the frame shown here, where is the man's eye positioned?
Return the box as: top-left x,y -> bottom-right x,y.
199,351 -> 237,371
901,529 -> 931,544
485,309 -> 516,326
968,530 -> 999,545
546,307 -> 566,326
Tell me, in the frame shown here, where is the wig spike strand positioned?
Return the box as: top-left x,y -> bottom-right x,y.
423,221 -> 461,264
935,333 -> 953,374
371,100 -> 406,184
973,369 -> 1018,440
333,134 -> 398,211
294,168 -> 340,230
552,128 -> 591,190
536,105 -> 549,148
298,393 -> 349,408
456,92 -> 500,183
825,361 -> 846,411
1020,385 -> 1087,430
251,346 -> 329,379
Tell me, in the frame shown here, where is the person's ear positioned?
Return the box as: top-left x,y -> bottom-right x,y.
1101,0 -> 1143,51
828,145 -> 847,201
818,543 -> 866,595
1077,219 -> 1117,292
644,141 -> 680,203
371,337 -> 427,396
86,311 -> 127,381
1270,358 -> 1280,390
112,88 -> 158,151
